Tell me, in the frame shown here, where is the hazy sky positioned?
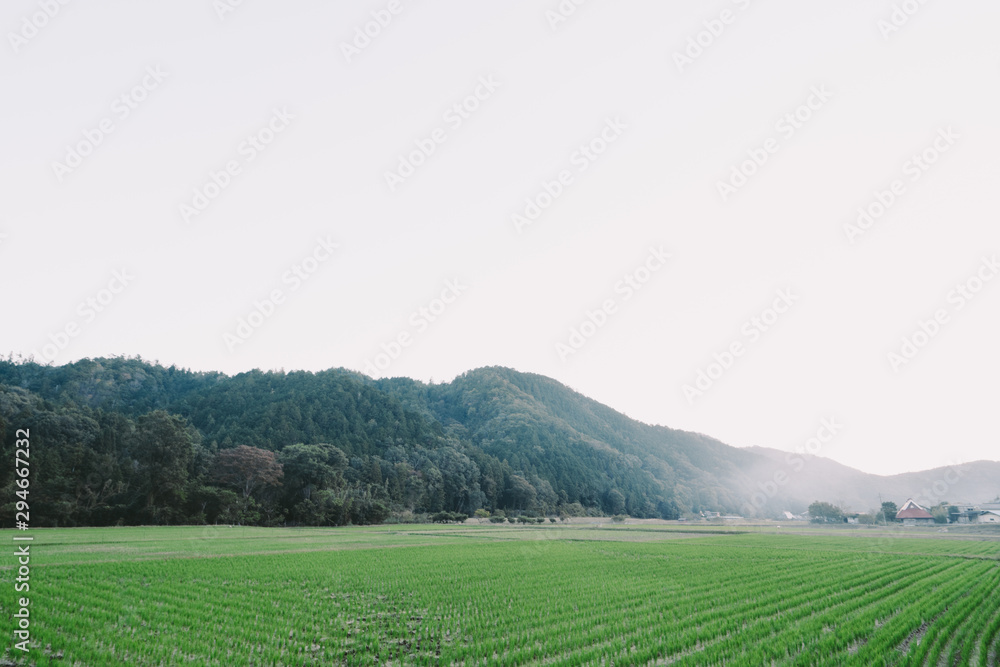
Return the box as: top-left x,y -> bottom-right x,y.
2,0 -> 998,476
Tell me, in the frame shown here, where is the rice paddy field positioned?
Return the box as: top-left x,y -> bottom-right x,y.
2,522 -> 999,666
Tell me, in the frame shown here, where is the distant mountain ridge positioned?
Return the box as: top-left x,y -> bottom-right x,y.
383,367 -> 998,515
746,445 -> 1000,513
0,357 -> 996,525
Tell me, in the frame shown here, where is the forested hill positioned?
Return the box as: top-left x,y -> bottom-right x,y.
1,358 -> 995,528
376,368 -> 763,516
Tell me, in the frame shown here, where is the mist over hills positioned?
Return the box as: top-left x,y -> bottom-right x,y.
0,357 -> 995,526
746,446 -> 1000,513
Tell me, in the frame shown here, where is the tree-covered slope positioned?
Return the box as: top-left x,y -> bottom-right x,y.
0,358 -> 440,458
378,367 -> 763,515
1,357 -> 994,528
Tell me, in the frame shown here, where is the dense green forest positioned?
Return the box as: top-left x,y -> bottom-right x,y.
0,356 -> 858,527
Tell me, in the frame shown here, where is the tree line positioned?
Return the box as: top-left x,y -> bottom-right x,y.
807,499 -> 954,524
0,357 -> 690,527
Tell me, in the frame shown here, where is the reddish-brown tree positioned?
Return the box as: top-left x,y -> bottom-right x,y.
213,445 -> 284,500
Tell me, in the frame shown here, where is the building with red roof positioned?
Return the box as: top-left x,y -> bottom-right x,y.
896,498 -> 934,525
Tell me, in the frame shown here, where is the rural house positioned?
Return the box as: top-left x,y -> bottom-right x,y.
896,498 -> 934,525
978,510 -> 1000,524
948,503 -> 979,524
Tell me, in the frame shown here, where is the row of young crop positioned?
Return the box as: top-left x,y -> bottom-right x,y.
893,564 -> 1000,667
19,540 -> 796,664
829,559 -> 995,666
777,558 -> 968,664
7,546 -> 813,664
356,542 -> 857,664
25,557 -> 321,665
721,533 -> 1000,559
349,541 -> 995,667
661,552 -> 955,665
14,534 -> 999,666
507,550 -> 913,666
532,553 -> 996,667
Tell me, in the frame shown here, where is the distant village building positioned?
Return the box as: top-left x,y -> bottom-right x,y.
896,498 -> 934,525
978,510 -> 1000,524
948,503 -> 978,524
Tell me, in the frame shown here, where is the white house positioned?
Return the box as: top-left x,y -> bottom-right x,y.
978,510 -> 1000,524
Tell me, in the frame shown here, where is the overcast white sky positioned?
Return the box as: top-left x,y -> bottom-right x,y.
2,0 -> 997,475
